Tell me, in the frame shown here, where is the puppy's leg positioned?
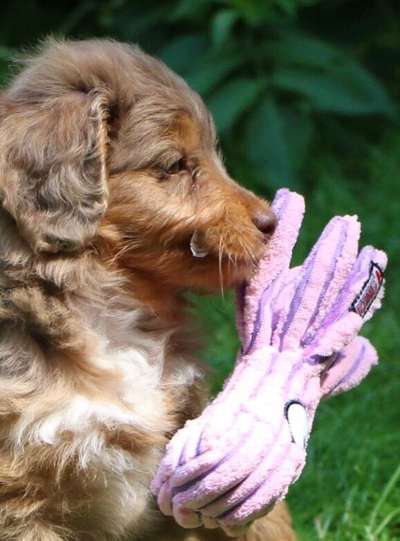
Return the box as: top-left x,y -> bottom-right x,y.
243,503 -> 297,541
153,502 -> 297,541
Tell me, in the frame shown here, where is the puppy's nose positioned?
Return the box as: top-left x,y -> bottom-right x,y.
252,209 -> 277,236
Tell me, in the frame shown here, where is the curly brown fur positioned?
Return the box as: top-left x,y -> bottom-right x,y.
0,39 -> 294,540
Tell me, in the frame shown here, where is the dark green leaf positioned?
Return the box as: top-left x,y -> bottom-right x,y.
229,0 -> 274,25
272,63 -> 395,115
274,0 -> 299,16
207,78 -> 265,134
266,32 -> 342,68
185,54 -> 243,95
211,9 -> 239,48
58,1 -> 96,34
168,0 -> 212,22
275,0 -> 320,15
159,35 -> 207,74
244,97 -> 308,188
282,108 -> 314,169
96,3 -> 169,43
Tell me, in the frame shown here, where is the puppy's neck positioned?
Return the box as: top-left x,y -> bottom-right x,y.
62,260 -> 187,349
95,228 -> 189,327
0,210 -> 189,361
115,269 -> 187,326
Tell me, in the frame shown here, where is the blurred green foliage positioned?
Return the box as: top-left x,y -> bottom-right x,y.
1,0 -> 399,192
0,1 -> 399,539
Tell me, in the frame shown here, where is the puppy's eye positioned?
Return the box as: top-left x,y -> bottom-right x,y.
166,158 -> 187,175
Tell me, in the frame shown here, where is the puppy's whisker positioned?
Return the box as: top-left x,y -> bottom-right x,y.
239,239 -> 258,267
226,251 -> 232,279
111,239 -> 141,264
110,245 -> 129,265
218,236 -> 225,298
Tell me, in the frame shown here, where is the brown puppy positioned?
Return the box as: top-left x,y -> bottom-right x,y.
0,39 -> 296,540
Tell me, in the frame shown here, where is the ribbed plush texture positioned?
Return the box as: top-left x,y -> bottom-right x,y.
151,189 -> 387,537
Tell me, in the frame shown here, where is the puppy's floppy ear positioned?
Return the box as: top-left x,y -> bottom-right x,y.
0,90 -> 109,254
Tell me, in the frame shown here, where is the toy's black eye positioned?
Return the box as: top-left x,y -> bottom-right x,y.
166,158 -> 187,175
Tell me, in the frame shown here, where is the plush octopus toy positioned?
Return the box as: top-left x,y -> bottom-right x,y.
152,189 -> 387,537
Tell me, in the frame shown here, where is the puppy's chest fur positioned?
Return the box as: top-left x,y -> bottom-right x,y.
0,244 -> 204,535
9,295 -> 201,446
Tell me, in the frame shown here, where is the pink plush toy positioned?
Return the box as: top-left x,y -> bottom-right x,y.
151,189 -> 387,537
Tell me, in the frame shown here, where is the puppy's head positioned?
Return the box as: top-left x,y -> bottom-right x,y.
0,39 -> 275,293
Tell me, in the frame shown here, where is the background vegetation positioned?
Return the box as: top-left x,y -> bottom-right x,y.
1,1 -> 399,539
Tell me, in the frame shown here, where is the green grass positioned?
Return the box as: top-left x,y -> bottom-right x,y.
194,134 -> 400,540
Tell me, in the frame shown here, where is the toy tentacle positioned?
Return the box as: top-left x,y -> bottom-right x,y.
237,189 -> 304,351
192,348 -> 280,457
167,374 -> 272,488
170,444 -> 235,490
151,423 -> 192,493
171,424 -> 269,513
300,217 -> 361,343
306,310 -> 363,359
173,504 -> 203,528
320,247 -> 386,329
157,478 -> 175,516
176,350 -> 310,521
321,336 -> 378,398
277,215 -> 360,351
307,246 -> 387,358
199,432 -> 293,520
217,442 -> 304,529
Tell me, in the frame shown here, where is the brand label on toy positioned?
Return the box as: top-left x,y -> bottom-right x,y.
351,262 -> 384,318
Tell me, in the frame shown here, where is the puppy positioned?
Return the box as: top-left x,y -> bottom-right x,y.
0,39 -> 296,540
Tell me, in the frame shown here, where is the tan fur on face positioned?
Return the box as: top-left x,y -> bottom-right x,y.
100,111 -> 271,318
0,39 -> 294,540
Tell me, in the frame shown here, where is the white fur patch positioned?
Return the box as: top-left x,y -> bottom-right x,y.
13,346 -> 166,445
36,395 -> 136,445
9,286 -> 201,474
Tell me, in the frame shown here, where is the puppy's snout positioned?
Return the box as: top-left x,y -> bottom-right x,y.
251,208 -> 277,236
